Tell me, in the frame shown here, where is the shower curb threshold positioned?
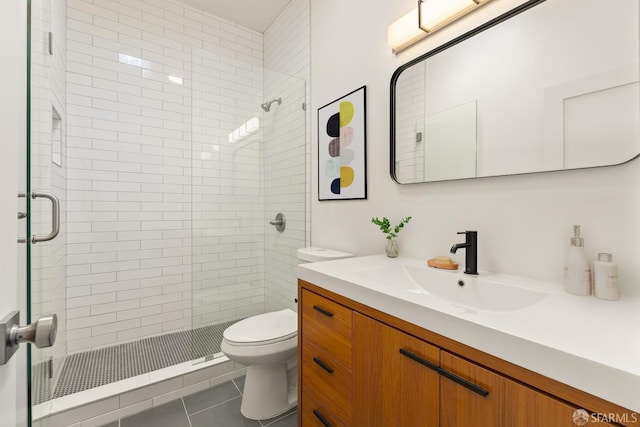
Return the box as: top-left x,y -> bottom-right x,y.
33,355 -> 247,427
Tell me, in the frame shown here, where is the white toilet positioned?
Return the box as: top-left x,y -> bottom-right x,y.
221,247 -> 353,420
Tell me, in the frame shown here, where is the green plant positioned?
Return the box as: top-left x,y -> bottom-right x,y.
371,216 -> 412,240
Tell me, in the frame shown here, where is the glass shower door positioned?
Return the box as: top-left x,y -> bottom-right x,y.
28,0 -> 67,423
190,46 -> 307,362
262,71 -> 307,315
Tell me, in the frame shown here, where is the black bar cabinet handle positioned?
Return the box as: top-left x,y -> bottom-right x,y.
438,368 -> 490,397
313,357 -> 334,374
312,305 -> 334,317
399,348 -> 439,372
313,409 -> 333,427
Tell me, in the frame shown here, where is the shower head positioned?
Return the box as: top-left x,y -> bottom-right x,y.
261,98 -> 282,112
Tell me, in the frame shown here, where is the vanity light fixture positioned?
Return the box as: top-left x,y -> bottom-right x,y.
388,0 -> 492,53
387,7 -> 424,54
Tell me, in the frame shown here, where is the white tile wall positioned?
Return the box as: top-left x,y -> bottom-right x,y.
263,0 -> 311,313
65,0 -> 275,351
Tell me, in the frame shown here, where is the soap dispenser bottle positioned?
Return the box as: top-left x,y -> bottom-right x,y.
593,253 -> 619,301
564,225 -> 592,296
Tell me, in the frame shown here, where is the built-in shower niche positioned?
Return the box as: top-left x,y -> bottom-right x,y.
51,105 -> 62,167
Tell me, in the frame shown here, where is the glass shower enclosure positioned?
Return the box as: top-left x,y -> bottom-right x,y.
189,47 -> 307,362
27,3 -> 308,423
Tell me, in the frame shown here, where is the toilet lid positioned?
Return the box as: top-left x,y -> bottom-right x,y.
223,309 -> 297,346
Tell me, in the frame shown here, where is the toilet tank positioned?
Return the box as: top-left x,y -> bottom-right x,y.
297,247 -> 353,263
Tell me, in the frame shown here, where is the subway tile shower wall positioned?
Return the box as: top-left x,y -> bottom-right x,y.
65,0 -> 269,353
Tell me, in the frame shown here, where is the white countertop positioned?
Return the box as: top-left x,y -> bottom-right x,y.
298,255 -> 640,413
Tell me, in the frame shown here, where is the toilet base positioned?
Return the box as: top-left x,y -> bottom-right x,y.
240,362 -> 297,420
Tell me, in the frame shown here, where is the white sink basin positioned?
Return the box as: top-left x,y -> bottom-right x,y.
355,263 -> 549,313
298,255 -> 640,413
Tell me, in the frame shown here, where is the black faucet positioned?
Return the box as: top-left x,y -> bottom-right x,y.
450,231 -> 478,275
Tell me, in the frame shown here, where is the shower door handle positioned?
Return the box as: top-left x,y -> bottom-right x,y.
18,191 -> 60,244
0,311 -> 58,365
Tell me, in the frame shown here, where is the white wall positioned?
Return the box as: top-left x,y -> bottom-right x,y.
310,0 -> 640,297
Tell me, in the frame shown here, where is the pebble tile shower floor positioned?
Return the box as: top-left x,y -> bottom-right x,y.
34,321 -> 238,405
102,377 -> 297,427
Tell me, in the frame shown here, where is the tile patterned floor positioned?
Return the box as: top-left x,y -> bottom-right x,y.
35,321 -> 238,404
102,377 -> 297,427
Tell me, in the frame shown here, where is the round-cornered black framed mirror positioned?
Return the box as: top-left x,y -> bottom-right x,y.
390,0 -> 640,184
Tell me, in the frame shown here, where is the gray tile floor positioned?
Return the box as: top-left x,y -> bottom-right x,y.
102,377 -> 297,427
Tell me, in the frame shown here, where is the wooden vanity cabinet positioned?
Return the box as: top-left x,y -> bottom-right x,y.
301,387 -> 347,427
300,289 -> 353,426
439,351 -> 505,427
301,289 -> 352,368
503,380 -> 615,427
298,281 -> 632,427
439,351 -> 618,427
353,313 -> 440,427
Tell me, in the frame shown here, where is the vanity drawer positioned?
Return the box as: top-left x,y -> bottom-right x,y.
302,289 -> 352,367
302,387 -> 347,427
302,338 -> 352,424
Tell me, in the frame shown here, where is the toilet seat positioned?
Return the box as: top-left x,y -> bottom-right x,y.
223,308 -> 297,347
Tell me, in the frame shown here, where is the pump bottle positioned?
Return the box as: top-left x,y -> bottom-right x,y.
593,253 -> 619,300
564,225 -> 591,296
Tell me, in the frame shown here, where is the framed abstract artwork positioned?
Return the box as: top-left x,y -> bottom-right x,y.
317,86 -> 367,201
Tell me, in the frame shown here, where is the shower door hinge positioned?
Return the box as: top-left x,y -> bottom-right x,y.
48,356 -> 54,379
302,103 -> 306,111
48,32 -> 53,55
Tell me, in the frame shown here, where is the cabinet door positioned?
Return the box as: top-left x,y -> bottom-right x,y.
440,351 -> 505,427
504,380 -> 618,427
353,313 -> 440,427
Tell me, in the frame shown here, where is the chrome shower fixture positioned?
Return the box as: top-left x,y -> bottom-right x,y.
261,98 -> 282,112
